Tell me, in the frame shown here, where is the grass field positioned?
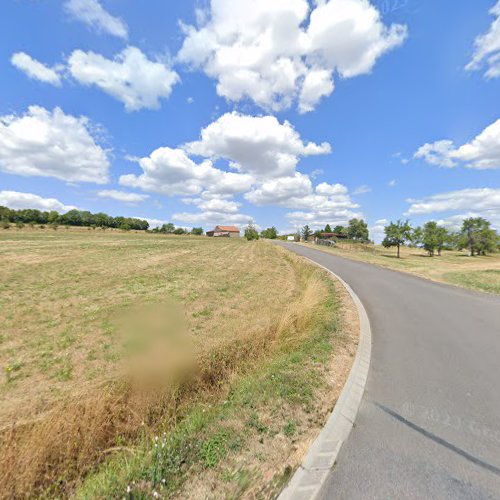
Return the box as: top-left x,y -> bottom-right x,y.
0,228 -> 356,498
301,241 -> 500,294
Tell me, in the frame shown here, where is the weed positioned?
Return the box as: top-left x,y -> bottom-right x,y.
283,420 -> 297,437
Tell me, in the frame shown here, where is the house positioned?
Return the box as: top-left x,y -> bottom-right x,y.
206,225 -> 241,237
318,232 -> 348,240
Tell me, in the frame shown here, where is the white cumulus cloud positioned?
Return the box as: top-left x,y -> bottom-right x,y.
414,119 -> 500,169
97,190 -> 149,203
64,0 -> 128,39
68,47 -> 179,111
184,112 -> 331,179
178,0 -> 407,112
0,106 -> 109,184
11,52 -> 62,85
466,1 -> 500,79
406,188 -> 500,217
119,146 -> 254,196
0,191 -> 76,212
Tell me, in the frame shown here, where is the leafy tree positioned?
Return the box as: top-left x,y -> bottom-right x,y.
159,223 -> 175,234
324,224 -> 332,233
260,226 -> 278,239
173,227 -> 186,235
191,227 -> 204,235
382,220 -> 412,258
459,217 -> 498,256
422,221 -> 448,256
245,221 -> 259,241
47,211 -> 59,224
302,225 -> 313,241
333,225 -> 346,235
347,218 -> 369,241
411,227 -> 423,247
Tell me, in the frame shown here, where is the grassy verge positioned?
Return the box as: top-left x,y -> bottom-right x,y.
300,242 -> 500,294
0,230 -> 357,498
77,279 -> 342,499
443,269 -> 500,294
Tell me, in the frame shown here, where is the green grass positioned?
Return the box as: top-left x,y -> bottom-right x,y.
443,269 -> 500,294
303,242 -> 500,294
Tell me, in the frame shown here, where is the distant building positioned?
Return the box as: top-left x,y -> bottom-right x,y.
318,232 -> 348,240
206,225 -> 241,237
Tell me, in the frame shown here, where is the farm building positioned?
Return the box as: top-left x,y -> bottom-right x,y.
206,225 -> 241,237
318,232 -> 348,240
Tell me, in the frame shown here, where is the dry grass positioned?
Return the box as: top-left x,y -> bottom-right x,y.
302,242 -> 500,294
0,229 -> 355,498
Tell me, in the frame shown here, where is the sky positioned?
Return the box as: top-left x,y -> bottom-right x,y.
0,0 -> 499,241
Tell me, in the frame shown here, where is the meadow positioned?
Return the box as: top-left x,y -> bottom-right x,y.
303,241 -> 500,294
0,228 -> 356,498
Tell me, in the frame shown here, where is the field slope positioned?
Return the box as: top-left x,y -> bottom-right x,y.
0,229 -> 357,498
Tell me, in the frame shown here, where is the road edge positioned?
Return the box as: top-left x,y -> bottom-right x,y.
278,256 -> 372,500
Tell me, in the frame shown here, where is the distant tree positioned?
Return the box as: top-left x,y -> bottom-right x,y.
191,227 -> 204,236
159,223 -> 175,234
459,217 -> 498,256
382,220 -> 412,258
173,227 -> 186,235
333,225 -> 346,235
324,224 -> 332,233
245,221 -> 259,241
422,221 -> 448,257
47,211 -> 59,224
410,227 -> 423,247
261,226 -> 278,239
347,218 -> 369,241
1,219 -> 10,229
302,225 -> 313,241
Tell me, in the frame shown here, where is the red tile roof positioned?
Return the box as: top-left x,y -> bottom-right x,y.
215,225 -> 240,232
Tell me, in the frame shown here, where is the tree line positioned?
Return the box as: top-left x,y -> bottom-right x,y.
0,207 -> 149,231
151,223 -> 204,235
382,217 -> 499,258
302,219 -> 370,242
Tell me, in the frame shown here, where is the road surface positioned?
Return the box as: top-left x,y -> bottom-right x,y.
279,242 -> 500,499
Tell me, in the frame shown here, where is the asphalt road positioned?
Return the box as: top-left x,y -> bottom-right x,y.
279,242 -> 500,499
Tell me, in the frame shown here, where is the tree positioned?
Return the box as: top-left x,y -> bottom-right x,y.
47,211 -> 59,224
422,221 -> 448,257
324,224 -> 332,233
333,225 -> 346,235
245,221 -> 259,241
411,227 -> 423,248
191,227 -> 204,235
173,227 -> 186,235
302,225 -> 313,241
261,226 -> 278,239
459,217 -> 498,256
382,220 -> 412,258
159,223 -> 175,234
347,218 -> 369,241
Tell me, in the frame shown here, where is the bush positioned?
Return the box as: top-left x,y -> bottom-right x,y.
244,223 -> 259,241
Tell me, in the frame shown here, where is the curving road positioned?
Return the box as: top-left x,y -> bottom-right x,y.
279,242 -> 500,499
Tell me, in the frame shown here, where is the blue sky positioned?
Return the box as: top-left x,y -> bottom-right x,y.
1,0 -> 499,240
